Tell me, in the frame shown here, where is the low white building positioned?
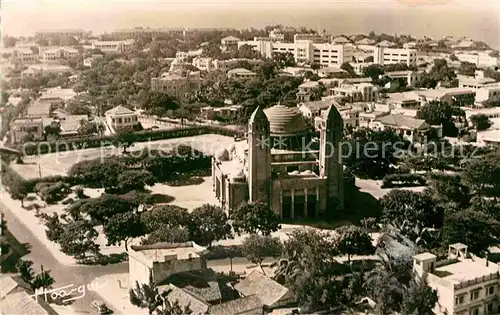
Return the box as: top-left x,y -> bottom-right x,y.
10,117 -> 44,144
371,113 -> 430,143
40,46 -> 78,62
105,105 -> 138,130
385,70 -> 424,87
91,39 -> 135,53
414,244 -> 500,315
2,48 -> 38,63
455,52 -> 499,67
475,85 -> 500,105
458,70 -> 497,89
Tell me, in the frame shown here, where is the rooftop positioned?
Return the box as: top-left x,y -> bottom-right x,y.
27,101 -> 51,117
234,270 -> 292,307
434,258 -> 498,284
221,35 -> 240,42
299,81 -> 320,89
414,252 -> 437,261
299,100 -> 333,112
209,295 -> 263,315
227,68 -> 256,75
105,105 -> 135,116
376,113 -> 428,130
129,241 -> 206,263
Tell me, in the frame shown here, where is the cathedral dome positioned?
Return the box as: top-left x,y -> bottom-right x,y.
264,105 -> 310,136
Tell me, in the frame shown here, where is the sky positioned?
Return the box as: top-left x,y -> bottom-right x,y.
2,0 -> 500,48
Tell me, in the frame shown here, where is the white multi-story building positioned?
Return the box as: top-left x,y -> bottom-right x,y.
330,82 -> 379,103
373,47 -> 418,67
91,39 -> 135,53
35,29 -> 86,39
175,49 -> 203,62
294,33 -> 327,44
220,36 -> 240,51
238,39 -> 353,66
414,244 -> 500,315
1,48 -> 38,63
105,105 -> 138,131
39,47 -> 78,62
458,71 -> 497,89
456,52 -> 499,67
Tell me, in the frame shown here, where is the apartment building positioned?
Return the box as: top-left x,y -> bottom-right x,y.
35,29 -> 86,39
373,47 -> 418,67
220,36 -> 240,51
455,52 -> 499,67
330,82 -> 379,103
192,57 -> 262,72
151,73 -> 203,100
414,244 -> 500,315
175,49 -> 203,62
91,39 -> 135,53
238,39 -> 353,66
1,48 -> 38,63
39,47 -> 78,62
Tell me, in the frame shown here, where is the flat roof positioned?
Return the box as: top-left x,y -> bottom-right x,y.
130,242 -> 206,262
435,258 -> 498,284
413,252 -> 437,261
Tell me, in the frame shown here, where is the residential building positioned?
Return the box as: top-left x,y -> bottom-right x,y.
27,101 -> 52,117
227,68 -> 257,80
413,88 -> 476,106
351,62 -> 372,75
477,130 -> 500,148
38,87 -> 77,109
91,39 -> 135,53
475,85 -> 500,105
234,270 -> 296,308
212,103 -> 344,217
238,39 -> 353,66
455,52 -> 499,67
175,49 -> 203,62
35,29 -> 86,39
151,72 -> 203,100
104,105 -> 138,131
1,48 -> 38,63
200,105 -> 244,121
370,113 -> 431,143
465,107 -> 500,121
39,46 -> 78,62
58,114 -> 88,137
330,82 -> 379,103
83,54 -> 103,67
269,29 -> 285,41
0,276 -> 58,315
128,242 -> 207,287
414,244 -> 500,315
21,64 -> 72,77
377,40 -> 397,48
356,38 -> 377,51
373,47 -> 418,67
331,36 -> 350,45
358,110 -> 391,128
297,81 -> 320,102
297,100 -> 335,120
387,92 -> 421,109
299,99 -> 360,129
385,70 -> 424,87
294,33 -> 327,44
221,36 -> 240,51
10,117 -> 44,144
318,67 -> 346,77
458,71 -> 497,89
192,57 -> 262,72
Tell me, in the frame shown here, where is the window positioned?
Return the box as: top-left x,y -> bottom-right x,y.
470,307 -> 479,315
455,294 -> 465,305
487,286 -> 494,295
487,303 -> 494,314
470,289 -> 480,301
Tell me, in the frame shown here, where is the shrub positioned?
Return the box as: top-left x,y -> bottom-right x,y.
204,245 -> 243,260
381,173 -> 427,188
34,181 -> 71,204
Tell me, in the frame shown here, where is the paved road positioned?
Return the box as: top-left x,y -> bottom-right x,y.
1,200 -> 127,314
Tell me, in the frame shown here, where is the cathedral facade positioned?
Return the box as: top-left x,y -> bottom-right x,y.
211,103 -> 344,220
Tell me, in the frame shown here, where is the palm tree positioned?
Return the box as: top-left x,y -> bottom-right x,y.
32,265 -> 55,292
16,260 -> 35,286
129,272 -> 162,315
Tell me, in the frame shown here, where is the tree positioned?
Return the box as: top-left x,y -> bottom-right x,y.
310,63 -> 321,71
272,52 -> 296,68
117,170 -> 156,192
241,234 -> 282,274
141,205 -> 191,232
58,220 -> 100,259
340,62 -> 355,74
364,55 -> 374,63
462,153 -> 500,197
104,212 -> 146,251
450,54 -> 459,61
417,101 -> 464,137
32,265 -> 55,292
458,61 -> 477,76
8,178 -> 30,207
3,36 -> 17,48
470,114 -> 492,131
380,190 -> 442,240
141,92 -> 180,116
443,209 -> 500,255
129,272 -> 162,315
72,194 -> 138,224
141,226 -> 190,245
489,50 -> 499,58
231,201 -> 281,236
425,173 -> 470,207
113,132 -> 136,153
363,64 -> 384,80
189,204 -> 232,247
333,225 -> 374,263
68,158 -> 126,189
17,260 -> 35,286
401,277 -> 438,315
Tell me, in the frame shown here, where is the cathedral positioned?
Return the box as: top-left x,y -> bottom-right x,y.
211,103 -> 344,220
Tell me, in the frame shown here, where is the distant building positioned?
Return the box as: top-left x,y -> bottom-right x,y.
330,82 -> 379,103
128,242 -> 207,287
297,81 -> 320,102
150,72 -> 203,100
35,29 -> 86,39
373,47 -> 417,67
39,46 -> 78,63
200,105 -> 244,121
1,48 -> 38,63
370,113 -> 431,143
294,33 -> 327,44
220,36 -> 240,51
414,244 -> 500,315
21,64 -> 72,77
385,70 -> 424,87
175,49 -> 203,62
10,117 -> 44,144
458,70 -> 497,89
104,105 -> 138,130
227,68 -> 257,80
475,85 -> 500,105
83,54 -> 103,67
192,57 -> 262,72
455,52 -> 499,67
91,39 -> 135,53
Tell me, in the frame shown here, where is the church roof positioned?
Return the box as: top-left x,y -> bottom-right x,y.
263,105 -> 310,136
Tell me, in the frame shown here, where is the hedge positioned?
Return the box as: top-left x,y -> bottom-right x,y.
381,173 -> 427,188
14,125 -> 244,156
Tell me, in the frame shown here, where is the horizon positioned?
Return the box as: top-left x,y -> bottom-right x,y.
2,0 -> 500,49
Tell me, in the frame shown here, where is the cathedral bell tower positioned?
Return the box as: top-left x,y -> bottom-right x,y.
247,106 -> 271,203
318,103 -> 344,212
